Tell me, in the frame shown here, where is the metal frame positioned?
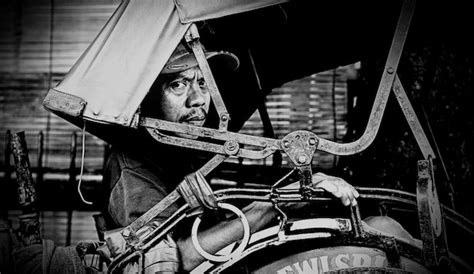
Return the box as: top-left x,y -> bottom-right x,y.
107,0 -> 474,272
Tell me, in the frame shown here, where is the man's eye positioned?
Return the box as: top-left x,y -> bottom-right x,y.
170,81 -> 187,91
198,79 -> 207,89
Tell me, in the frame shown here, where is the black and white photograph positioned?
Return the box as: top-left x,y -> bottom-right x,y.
1,1 -> 473,273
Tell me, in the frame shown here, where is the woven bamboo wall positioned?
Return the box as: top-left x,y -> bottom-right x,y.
0,0 -> 119,172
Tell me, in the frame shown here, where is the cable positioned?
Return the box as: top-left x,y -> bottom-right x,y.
78,121 -> 92,205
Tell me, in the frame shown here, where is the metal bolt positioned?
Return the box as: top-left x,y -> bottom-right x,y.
283,140 -> 290,148
221,114 -> 228,122
122,229 -> 130,237
224,140 -> 239,155
309,137 -> 317,145
387,67 -> 394,74
297,155 -> 307,164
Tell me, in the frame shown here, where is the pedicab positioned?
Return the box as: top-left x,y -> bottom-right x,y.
42,0 -> 474,273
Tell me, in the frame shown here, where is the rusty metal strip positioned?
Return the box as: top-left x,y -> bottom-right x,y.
145,127 -> 277,160
393,75 -> 435,159
198,154 -> 228,176
317,0 -> 416,155
185,24 -> 229,130
416,159 -> 449,267
140,117 -> 280,148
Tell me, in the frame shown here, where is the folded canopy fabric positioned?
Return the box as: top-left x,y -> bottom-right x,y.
43,0 -> 286,127
174,0 -> 287,23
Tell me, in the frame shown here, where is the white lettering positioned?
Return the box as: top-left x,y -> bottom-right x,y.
353,253 -> 372,267
335,254 -> 350,269
293,259 -> 318,274
277,265 -> 294,274
319,256 -> 329,272
310,258 -> 320,274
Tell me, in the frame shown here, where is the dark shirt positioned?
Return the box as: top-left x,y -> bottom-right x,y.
101,143 -> 207,229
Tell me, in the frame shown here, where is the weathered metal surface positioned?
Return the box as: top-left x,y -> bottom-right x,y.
185,24 -> 230,130
109,183 -> 474,273
138,0 -> 419,167
317,0 -> 416,156
141,117 -> 279,148
207,222 -> 424,273
10,131 -> 37,207
393,75 -> 436,159
10,131 -> 41,246
416,159 -> 449,268
281,130 -> 318,167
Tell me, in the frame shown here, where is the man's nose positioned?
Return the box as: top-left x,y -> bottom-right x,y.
186,84 -> 206,107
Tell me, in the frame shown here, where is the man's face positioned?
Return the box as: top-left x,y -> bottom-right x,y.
157,66 -> 211,138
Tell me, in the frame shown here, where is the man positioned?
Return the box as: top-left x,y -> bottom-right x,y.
101,41 -> 359,272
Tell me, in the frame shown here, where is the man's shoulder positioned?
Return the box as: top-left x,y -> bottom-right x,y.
108,148 -> 147,171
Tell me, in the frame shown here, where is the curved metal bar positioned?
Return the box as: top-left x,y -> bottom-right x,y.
109,185 -> 473,272
207,220 -> 426,273
140,0 -> 417,160
215,187 -> 474,237
317,0 -> 415,156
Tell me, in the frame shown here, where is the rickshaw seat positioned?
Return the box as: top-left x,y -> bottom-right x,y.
364,216 -> 422,248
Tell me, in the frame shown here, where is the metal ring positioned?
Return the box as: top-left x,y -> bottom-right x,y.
191,202 -> 250,262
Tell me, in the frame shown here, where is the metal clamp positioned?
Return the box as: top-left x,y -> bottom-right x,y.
191,203 -> 250,262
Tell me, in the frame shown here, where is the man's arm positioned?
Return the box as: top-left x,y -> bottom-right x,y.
177,201 -> 275,271
176,172 -> 358,271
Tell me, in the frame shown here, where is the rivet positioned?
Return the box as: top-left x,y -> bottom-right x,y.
387,67 -> 394,74
297,155 -> 307,164
122,229 -> 130,237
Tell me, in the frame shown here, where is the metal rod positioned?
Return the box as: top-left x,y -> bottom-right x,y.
66,132 -> 77,246
185,24 -> 230,130
317,0 -> 416,155
36,131 -> 44,186
392,75 -> 435,159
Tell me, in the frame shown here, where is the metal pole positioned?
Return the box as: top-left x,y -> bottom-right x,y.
66,132 -> 77,246
37,131 -> 44,186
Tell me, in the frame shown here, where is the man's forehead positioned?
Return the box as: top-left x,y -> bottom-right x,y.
172,66 -> 203,80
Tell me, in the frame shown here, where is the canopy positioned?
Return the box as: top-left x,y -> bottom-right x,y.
43,0 -> 288,128
43,0 -> 469,137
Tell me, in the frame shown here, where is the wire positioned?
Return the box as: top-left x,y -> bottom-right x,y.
78,121 -> 92,205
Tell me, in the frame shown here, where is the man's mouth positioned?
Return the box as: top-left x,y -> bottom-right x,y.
180,109 -> 207,124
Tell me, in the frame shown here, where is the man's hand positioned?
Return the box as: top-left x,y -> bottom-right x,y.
282,172 -> 359,207
311,172 -> 359,206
